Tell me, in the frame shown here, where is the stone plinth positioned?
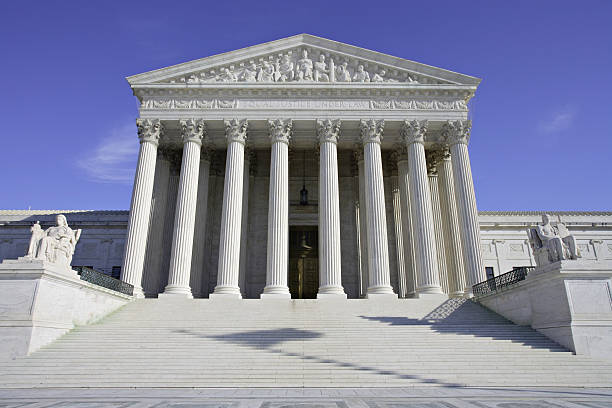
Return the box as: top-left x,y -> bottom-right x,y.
0,258 -> 131,360
477,259 -> 612,360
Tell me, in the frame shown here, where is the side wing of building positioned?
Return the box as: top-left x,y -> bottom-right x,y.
1,210 -> 610,284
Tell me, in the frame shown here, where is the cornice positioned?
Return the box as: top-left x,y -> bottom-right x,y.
126,34 -> 481,87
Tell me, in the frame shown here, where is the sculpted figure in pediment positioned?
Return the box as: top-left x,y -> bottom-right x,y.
257,61 -> 275,82
313,54 -> 329,82
336,62 -> 351,82
220,68 -> 238,82
296,50 -> 313,81
240,63 -> 258,82
352,65 -> 370,82
275,55 -> 294,82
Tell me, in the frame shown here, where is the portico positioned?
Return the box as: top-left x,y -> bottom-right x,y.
120,34 -> 486,299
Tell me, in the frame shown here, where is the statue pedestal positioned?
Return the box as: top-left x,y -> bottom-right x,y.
0,258 -> 132,360
477,259 -> 612,360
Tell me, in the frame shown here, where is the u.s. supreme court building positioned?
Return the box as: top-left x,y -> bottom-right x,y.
2,36 -> 612,388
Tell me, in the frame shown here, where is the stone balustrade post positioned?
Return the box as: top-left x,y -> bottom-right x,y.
120,118 -> 162,298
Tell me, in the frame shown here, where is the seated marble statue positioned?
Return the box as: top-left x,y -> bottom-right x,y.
528,214 -> 581,266
275,55 -> 294,82
296,50 -> 313,81
313,55 -> 329,82
25,214 -> 82,267
256,61 -> 275,82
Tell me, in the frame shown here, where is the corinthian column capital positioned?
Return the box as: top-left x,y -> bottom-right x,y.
442,120 -> 472,145
136,118 -> 163,145
401,119 -> 428,145
360,119 -> 384,144
224,119 -> 248,144
268,119 -> 292,144
317,119 -> 341,144
180,119 -> 206,145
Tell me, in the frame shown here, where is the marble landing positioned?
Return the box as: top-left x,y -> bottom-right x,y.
1,387 -> 612,408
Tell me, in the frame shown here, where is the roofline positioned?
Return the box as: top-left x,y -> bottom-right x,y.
126,33 -> 482,86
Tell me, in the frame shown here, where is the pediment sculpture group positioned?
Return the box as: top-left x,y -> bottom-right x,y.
183,50 -> 419,84
25,214 -> 81,268
528,214 -> 581,267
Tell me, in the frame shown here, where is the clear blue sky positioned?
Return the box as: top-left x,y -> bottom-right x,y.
1,0 -> 610,211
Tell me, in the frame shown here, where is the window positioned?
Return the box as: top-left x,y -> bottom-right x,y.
111,266 -> 121,279
485,267 -> 495,280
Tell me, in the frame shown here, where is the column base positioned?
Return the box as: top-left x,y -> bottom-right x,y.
317,285 -> 346,298
366,285 -> 396,296
261,293 -> 291,300
261,285 -> 291,298
317,293 -> 347,299
417,285 -> 444,295
159,285 -> 193,299
132,286 -> 145,299
210,285 -> 242,299
366,293 -> 398,300
449,290 -> 466,298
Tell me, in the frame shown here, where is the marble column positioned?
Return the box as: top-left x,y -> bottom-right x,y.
426,152 -> 449,294
390,169 -> 408,298
396,150 -> 417,297
401,120 -> 442,295
189,147 -> 212,298
142,150 -> 170,297
212,119 -> 248,298
317,119 -> 347,298
163,119 -> 205,298
239,149 -> 254,298
360,119 -> 396,297
160,159 -> 180,293
121,119 -> 162,298
262,119 -> 292,299
354,149 -> 369,298
437,149 -> 467,297
443,120 -> 485,294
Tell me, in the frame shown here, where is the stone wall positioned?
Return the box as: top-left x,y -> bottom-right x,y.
1,205 -> 611,299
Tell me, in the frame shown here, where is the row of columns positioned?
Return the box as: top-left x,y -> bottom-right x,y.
121,117 -> 485,299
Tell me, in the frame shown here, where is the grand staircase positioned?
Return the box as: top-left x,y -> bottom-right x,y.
2,297 -> 612,388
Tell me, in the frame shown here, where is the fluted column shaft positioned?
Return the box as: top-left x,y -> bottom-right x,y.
360,120 -> 395,297
437,154 -> 467,297
142,152 -> 170,297
164,120 -> 205,297
213,119 -> 248,298
450,141 -> 485,292
397,158 -> 417,297
121,119 -> 162,298
189,153 -> 211,298
317,119 -> 346,297
356,152 -> 369,298
391,175 -> 408,297
402,120 -> 442,294
428,170 -> 449,293
263,119 -> 292,298
238,152 -> 253,298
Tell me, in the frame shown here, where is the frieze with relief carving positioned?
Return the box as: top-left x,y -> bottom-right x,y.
141,98 -> 468,111
156,48 -> 441,85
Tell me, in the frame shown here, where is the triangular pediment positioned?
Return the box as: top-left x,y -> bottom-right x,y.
127,34 -> 480,87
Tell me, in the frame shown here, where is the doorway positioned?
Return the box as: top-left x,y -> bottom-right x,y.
288,226 -> 319,299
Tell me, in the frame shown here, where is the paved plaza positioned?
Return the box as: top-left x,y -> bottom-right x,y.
1,387 -> 612,408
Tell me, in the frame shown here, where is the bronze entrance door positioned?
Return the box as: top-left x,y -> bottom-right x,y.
288,226 -> 319,299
